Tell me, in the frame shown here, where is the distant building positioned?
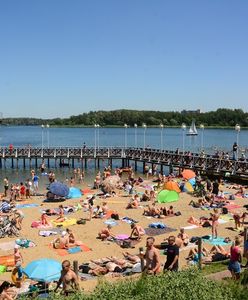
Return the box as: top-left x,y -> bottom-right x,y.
181,109 -> 201,115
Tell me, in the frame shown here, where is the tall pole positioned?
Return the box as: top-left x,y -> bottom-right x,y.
41,125 -> 44,150
160,124 -> 164,151
94,124 -> 97,153
182,123 -> 186,154
134,124 -> 137,148
97,124 -> 100,149
143,123 -> 147,150
200,124 -> 204,150
46,124 -> 50,148
124,124 -> 128,149
235,124 -> 240,160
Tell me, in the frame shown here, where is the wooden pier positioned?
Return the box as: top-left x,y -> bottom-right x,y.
0,147 -> 247,179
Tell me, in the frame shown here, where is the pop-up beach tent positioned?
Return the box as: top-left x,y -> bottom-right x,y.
157,189 -> 179,203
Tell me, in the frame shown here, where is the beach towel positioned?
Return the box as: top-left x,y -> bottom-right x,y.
0,241 -> 16,251
50,244 -> 91,256
202,235 -> 232,246
15,239 -> 36,248
39,230 -> 60,237
145,227 -> 176,236
182,225 -> 199,230
31,221 -> 53,229
224,204 -> 241,211
82,189 -> 95,194
121,217 -> 138,224
16,203 -> 39,209
104,219 -> 118,226
148,222 -> 166,229
51,218 -> 77,227
115,234 -> 129,240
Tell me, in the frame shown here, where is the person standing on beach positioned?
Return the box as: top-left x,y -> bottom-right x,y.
55,260 -> 80,296
32,174 -> 39,195
3,177 -> 9,197
143,237 -> 161,274
232,142 -> 238,160
228,236 -> 242,280
163,236 -> 179,271
210,208 -> 220,239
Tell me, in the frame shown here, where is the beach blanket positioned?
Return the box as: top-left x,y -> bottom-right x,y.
121,217 -> 138,224
202,235 -> 232,246
0,241 -> 16,251
51,218 -> 77,227
104,219 -> 118,226
50,244 -> 91,256
82,189 -> 95,194
16,203 -> 39,209
145,227 -> 176,236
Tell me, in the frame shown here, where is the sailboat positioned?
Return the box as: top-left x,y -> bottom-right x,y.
186,120 -> 198,136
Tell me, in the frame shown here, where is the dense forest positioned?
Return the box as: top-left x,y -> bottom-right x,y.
1,108 -> 248,127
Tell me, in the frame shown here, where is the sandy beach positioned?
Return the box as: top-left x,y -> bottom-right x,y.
0,173 -> 247,292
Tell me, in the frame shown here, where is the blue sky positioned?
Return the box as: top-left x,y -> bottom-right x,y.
0,0 -> 247,118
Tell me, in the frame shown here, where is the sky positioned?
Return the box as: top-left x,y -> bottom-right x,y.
0,0 -> 248,118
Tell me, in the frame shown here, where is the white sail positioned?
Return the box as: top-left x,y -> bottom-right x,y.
187,120 -> 198,135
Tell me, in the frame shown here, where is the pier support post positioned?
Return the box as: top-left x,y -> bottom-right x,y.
134,160 -> 137,171
160,164 -> 163,175
84,159 -> 87,169
35,158 -> 38,169
72,158 -> 74,168
23,159 -> 26,169
97,159 -> 100,169
11,158 -> 14,168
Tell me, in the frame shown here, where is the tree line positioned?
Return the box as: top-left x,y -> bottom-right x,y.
2,108 -> 248,127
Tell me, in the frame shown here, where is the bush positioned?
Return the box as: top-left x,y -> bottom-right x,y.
19,269 -> 247,300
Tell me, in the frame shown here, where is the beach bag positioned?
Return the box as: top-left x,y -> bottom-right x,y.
222,207 -> 228,214
190,236 -> 199,243
111,213 -> 120,220
77,219 -> 86,225
175,211 -> 182,216
121,240 -> 131,248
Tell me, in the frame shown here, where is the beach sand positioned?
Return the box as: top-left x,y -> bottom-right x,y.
0,176 -> 247,292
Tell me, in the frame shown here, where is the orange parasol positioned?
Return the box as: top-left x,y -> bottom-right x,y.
182,169 -> 196,180
163,181 -> 181,193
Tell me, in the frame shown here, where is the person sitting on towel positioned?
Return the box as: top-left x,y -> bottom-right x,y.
53,231 -> 69,249
98,225 -> 115,241
177,228 -> 189,246
129,223 -> 145,240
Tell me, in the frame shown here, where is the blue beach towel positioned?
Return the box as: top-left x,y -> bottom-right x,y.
202,235 -> 231,246
148,223 -> 166,229
104,219 -> 118,226
16,203 -> 39,209
68,246 -> 82,254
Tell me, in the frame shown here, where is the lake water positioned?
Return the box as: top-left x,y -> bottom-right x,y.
0,126 -> 247,189
1,126 -> 247,152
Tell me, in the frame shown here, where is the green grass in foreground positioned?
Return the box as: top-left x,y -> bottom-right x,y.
19,268 -> 248,300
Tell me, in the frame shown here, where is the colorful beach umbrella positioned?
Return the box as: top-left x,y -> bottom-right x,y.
163,181 -> 181,193
157,189 -> 179,203
184,182 -> 194,192
182,169 -> 196,180
23,258 -> 62,282
67,187 -> 82,199
49,182 -> 69,197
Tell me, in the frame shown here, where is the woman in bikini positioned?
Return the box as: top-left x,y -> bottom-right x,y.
210,208 -> 220,239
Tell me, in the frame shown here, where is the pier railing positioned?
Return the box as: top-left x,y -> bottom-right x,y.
0,147 -> 247,177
